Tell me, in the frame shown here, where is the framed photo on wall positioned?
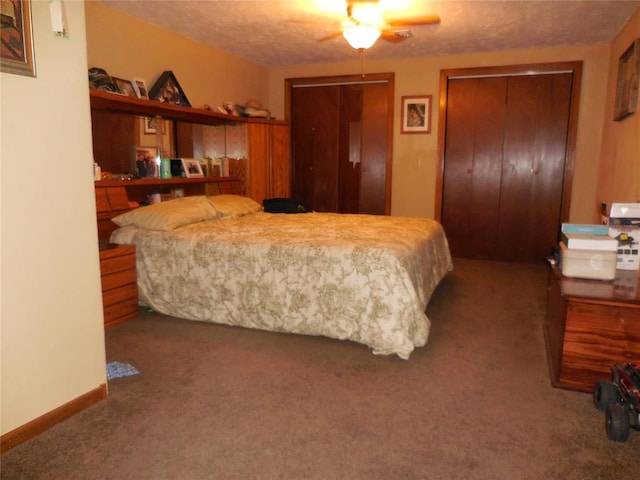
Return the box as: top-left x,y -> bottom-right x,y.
0,0 -> 36,77
401,95 -> 432,134
143,116 -> 162,134
614,38 -> 640,121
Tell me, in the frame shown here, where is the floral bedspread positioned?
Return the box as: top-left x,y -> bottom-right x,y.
111,212 -> 452,359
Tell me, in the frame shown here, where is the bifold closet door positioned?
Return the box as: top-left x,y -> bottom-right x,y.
291,82 -> 389,214
291,85 -> 340,212
442,73 -> 572,263
442,77 -> 507,259
497,73 -> 571,262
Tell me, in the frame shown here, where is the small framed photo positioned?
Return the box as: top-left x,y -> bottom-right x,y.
170,159 -> 185,177
0,0 -> 36,77
132,78 -> 149,99
182,158 -> 204,178
614,38 -> 640,121
143,116 -> 161,134
113,77 -> 137,97
149,70 -> 191,107
401,95 -> 432,134
133,146 -> 159,178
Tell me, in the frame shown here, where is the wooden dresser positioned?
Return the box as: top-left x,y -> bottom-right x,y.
545,265 -> 640,392
99,244 -> 138,329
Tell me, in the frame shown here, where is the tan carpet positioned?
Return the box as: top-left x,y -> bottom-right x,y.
1,258 -> 636,479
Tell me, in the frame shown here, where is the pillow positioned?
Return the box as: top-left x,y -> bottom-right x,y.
207,194 -> 262,218
112,196 -> 219,231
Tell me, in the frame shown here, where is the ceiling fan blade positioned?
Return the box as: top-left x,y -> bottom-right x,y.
317,31 -> 344,42
385,14 -> 440,28
380,29 -> 412,43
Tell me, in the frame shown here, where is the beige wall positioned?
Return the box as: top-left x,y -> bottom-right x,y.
85,1 -> 270,113
1,1 -> 106,435
597,7 -> 640,213
268,44 -> 612,221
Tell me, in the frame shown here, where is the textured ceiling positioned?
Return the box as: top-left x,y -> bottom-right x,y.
97,0 -> 640,67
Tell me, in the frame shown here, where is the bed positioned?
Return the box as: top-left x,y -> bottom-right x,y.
110,194 -> 452,359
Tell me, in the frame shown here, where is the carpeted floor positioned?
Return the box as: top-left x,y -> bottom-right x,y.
1,258 -> 637,479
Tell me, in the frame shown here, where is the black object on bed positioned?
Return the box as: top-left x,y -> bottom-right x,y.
263,197 -> 308,214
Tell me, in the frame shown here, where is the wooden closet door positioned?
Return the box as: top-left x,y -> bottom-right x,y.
498,73 -> 572,262
442,73 -> 572,263
442,77 -> 507,258
290,78 -> 391,215
338,84 -> 363,213
359,82 -> 389,215
291,85 -> 340,212
336,83 -> 389,214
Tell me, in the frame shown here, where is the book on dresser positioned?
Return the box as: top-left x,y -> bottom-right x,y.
560,232 -> 618,251
561,223 -> 610,236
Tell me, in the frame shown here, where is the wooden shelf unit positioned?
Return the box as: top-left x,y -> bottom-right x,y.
89,89 -> 285,126
89,90 -> 291,202
545,265 -> 640,393
95,176 -> 244,202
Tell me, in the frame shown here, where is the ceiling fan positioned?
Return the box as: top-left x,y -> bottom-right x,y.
318,0 -> 441,50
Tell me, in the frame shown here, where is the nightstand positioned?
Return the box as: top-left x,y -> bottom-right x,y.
99,243 -> 138,328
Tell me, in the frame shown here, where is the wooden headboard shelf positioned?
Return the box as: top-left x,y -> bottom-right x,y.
95,176 -> 244,242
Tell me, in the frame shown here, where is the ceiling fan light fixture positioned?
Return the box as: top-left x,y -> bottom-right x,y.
349,2 -> 382,24
343,24 -> 381,49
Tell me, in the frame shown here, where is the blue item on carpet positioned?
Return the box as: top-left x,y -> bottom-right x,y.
106,361 -> 139,380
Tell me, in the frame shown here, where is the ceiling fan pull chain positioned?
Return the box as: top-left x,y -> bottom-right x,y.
360,48 -> 366,78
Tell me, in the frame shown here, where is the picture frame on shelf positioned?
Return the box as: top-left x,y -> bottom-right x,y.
132,78 -> 149,99
170,159 -> 186,177
133,146 -> 159,178
171,188 -> 185,199
182,158 -> 204,178
400,95 -> 432,134
0,0 -> 36,77
209,158 -> 228,177
614,38 -> 640,121
113,77 -> 137,97
199,158 -> 210,176
148,71 -> 191,107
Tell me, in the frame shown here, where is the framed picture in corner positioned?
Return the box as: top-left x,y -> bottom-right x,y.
614,38 -> 640,121
0,0 -> 36,77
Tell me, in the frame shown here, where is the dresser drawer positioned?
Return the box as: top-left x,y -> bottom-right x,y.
100,253 -> 136,276
103,298 -> 139,328
102,283 -> 138,307
99,244 -> 138,328
101,269 -> 137,292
